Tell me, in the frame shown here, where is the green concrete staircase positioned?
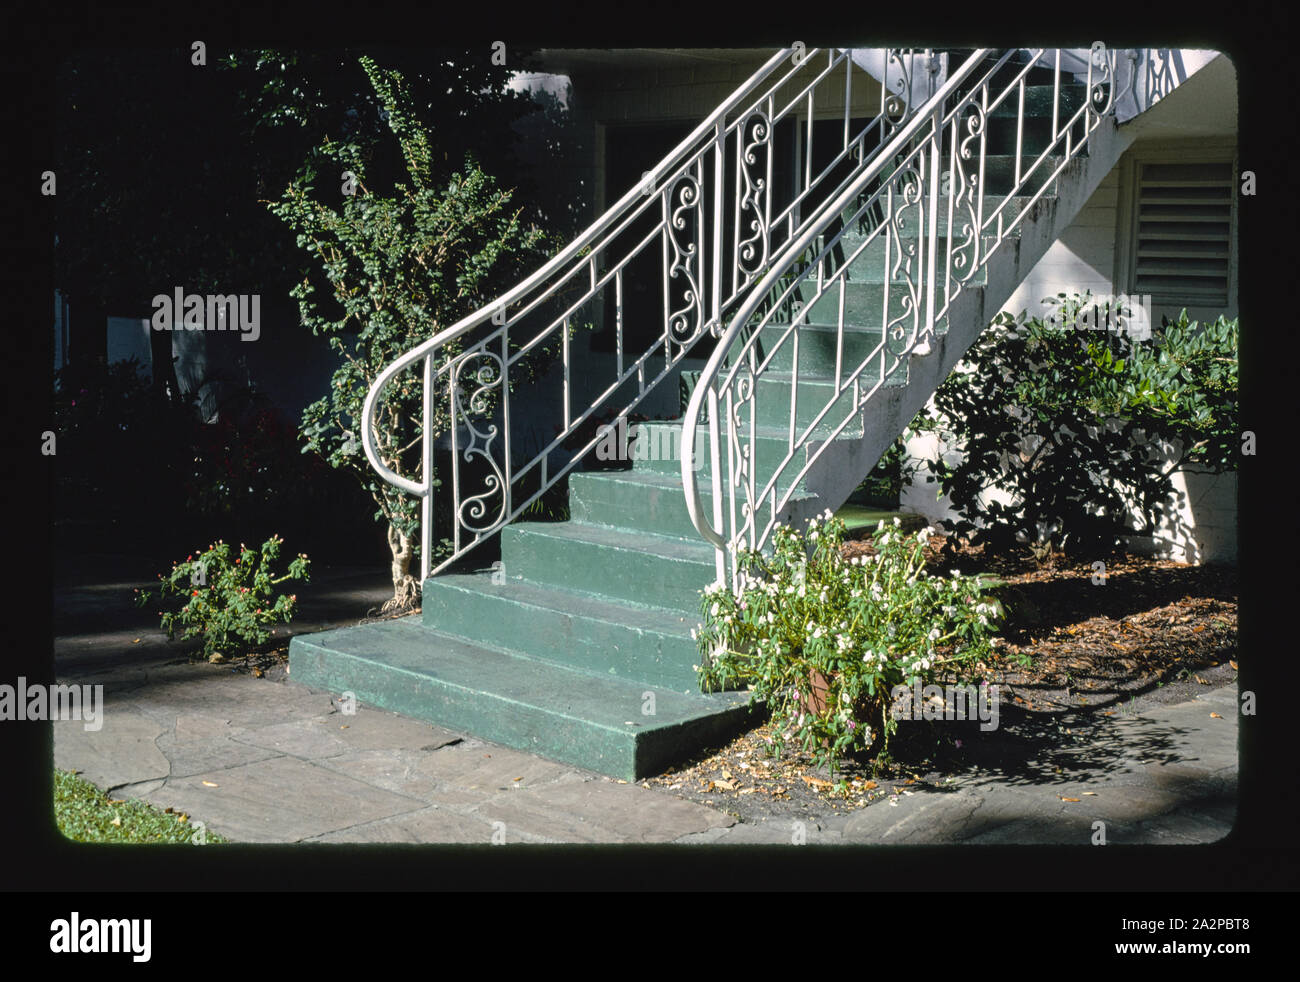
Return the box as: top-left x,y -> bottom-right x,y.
289,50 -> 1123,780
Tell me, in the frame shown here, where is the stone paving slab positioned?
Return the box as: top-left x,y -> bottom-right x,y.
306,806 -> 522,845
51,615 -> 1240,845
141,756 -> 427,843
53,709 -> 170,792
464,777 -> 738,844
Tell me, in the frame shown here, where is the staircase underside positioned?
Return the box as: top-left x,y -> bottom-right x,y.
289,52 -> 1138,781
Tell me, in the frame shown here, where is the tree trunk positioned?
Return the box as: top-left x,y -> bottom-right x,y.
384,523 -> 420,613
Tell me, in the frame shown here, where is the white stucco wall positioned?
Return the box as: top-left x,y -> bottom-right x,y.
1001,168 -> 1121,321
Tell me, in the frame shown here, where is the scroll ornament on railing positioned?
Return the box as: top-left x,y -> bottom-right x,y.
882,49 -> 916,131
725,362 -> 757,543
884,164 -> 925,358
451,351 -> 507,534
666,169 -> 703,351
735,110 -> 772,290
950,101 -> 986,282
1088,42 -> 1115,114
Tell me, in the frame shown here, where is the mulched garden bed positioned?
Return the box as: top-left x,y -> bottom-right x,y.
639,533 -> 1237,824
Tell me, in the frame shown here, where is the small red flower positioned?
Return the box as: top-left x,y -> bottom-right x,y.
192,590 -> 199,596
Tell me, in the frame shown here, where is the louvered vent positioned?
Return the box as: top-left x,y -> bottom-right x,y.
1132,160 -> 1234,305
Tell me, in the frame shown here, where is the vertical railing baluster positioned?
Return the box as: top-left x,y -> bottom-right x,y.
843,51 -> 851,152
788,330 -> 798,451
421,352 -> 434,582
1014,76 -> 1025,190
805,89 -> 814,197
732,117 -> 742,300
924,115 -> 940,342
562,316 -> 571,430
1052,49 -> 1060,145
978,83 -> 988,244
712,120 -> 725,333
615,269 -> 624,380
946,112 -> 957,314
661,184 -> 671,367
501,328 -> 512,522
835,276 -> 845,392
449,367 -> 460,557
708,384 -> 724,586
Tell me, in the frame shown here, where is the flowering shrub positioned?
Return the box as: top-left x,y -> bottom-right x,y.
695,512 -> 1001,773
136,535 -> 311,662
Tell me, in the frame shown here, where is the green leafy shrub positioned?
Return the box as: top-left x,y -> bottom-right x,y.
269,55 -> 553,609
696,512 -> 1001,773
136,534 -> 311,661
921,294 -> 1238,559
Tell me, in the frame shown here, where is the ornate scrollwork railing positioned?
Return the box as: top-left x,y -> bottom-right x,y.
362,46 -> 929,580
681,47 -> 1152,588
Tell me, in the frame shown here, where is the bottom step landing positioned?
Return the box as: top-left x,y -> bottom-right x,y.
287,617 -> 755,781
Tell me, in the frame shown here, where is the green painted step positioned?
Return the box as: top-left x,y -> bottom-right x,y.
750,368 -> 903,430
728,318 -> 899,387
287,617 -> 755,781
420,571 -> 703,690
629,419 -> 853,482
807,235 -> 994,286
976,154 -> 1069,195
830,194 -> 1040,244
569,468 -> 820,541
750,322 -> 886,375
749,323 -> 915,385
956,52 -> 1069,92
986,82 -> 1088,121
501,520 -> 718,611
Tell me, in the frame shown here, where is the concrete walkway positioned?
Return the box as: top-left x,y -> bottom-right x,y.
52,554 -> 1238,845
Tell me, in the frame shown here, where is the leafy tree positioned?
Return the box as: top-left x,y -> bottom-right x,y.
268,56 -> 548,609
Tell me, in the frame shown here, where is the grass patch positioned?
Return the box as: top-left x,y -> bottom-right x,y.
54,768 -> 226,844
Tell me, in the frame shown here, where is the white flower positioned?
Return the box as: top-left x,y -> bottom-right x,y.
893,517 -> 901,527
928,628 -> 940,642
822,509 -> 834,521
710,603 -> 720,617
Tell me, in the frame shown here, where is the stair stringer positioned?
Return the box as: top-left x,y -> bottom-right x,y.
750,115 -> 1139,537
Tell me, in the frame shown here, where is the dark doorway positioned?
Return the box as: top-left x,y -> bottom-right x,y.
595,122 -> 695,356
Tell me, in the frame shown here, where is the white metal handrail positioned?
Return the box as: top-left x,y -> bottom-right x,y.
681,47 -> 1137,587
362,46 -> 929,579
